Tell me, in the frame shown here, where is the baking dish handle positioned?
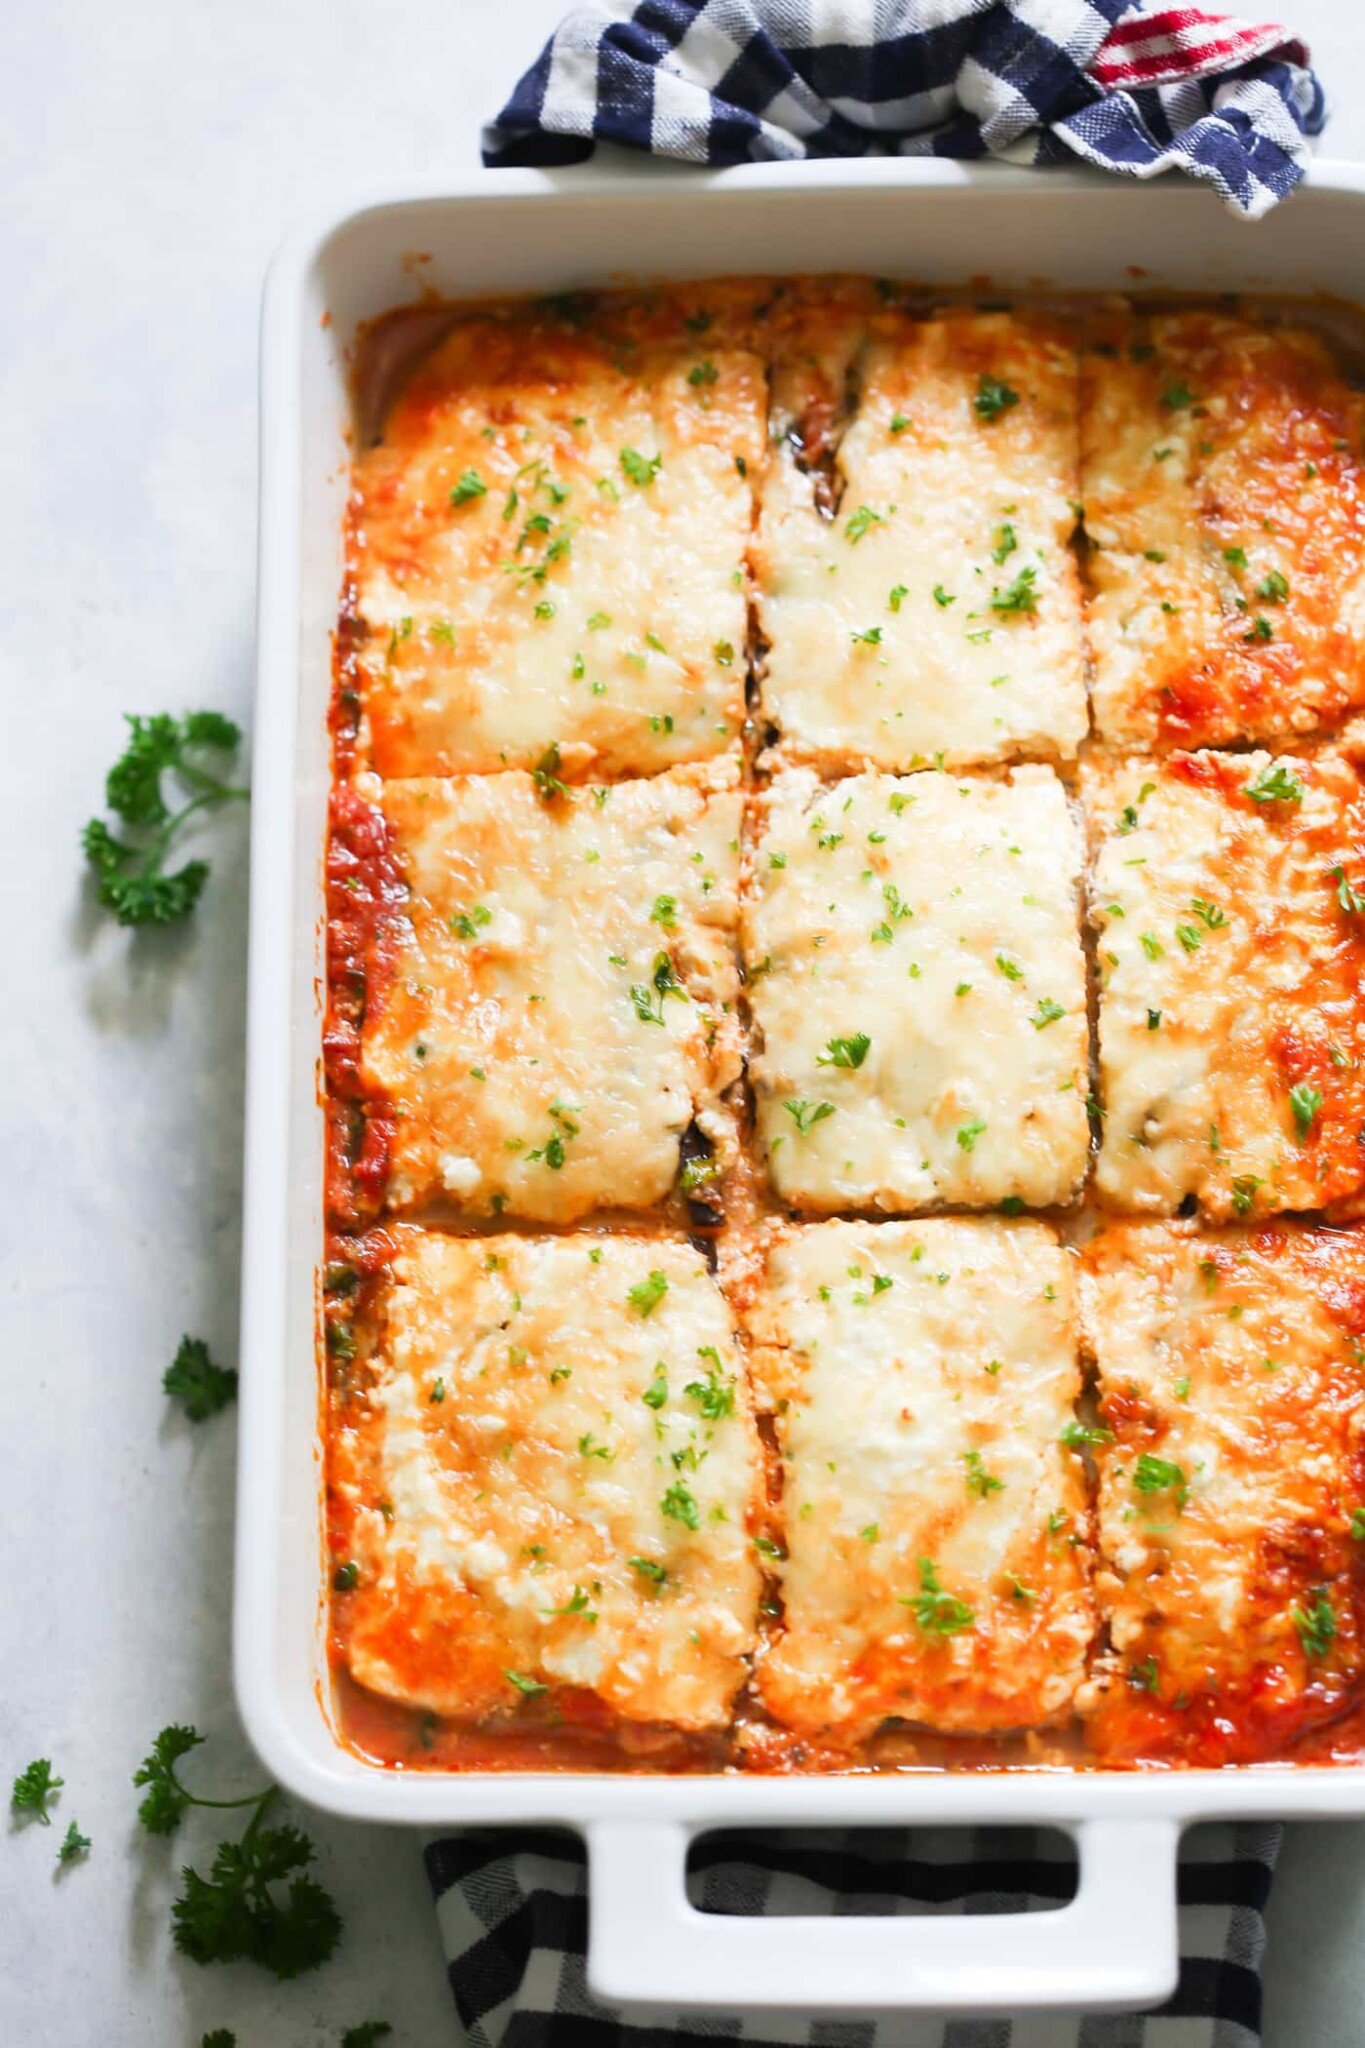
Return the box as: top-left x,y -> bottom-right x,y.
587,1815 -> 1180,2013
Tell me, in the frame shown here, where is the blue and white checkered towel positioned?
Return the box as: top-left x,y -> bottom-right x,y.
483,0 -> 1326,218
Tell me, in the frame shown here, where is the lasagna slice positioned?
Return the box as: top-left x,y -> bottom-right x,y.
749,1218 -> 1094,1742
1088,744 -> 1365,1221
755,305 -> 1087,772
334,1230 -> 762,1729
359,760 -> 742,1224
1081,1220 -> 1365,1763
349,291 -> 765,779
1082,308 -> 1365,748
743,765 -> 1089,1213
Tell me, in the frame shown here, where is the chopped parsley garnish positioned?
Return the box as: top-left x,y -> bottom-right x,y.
816,1032 -> 870,1070
989,566 -> 1038,615
532,743 -> 567,802
850,624 -> 883,646
784,1099 -> 835,1135
974,375 -> 1019,423
1147,1008 -> 1162,1031
1061,1419 -> 1112,1449
991,522 -> 1017,565
687,359 -> 718,387
1191,897 -> 1225,929
629,951 -> 687,1025
452,903 -> 493,939
661,1481 -> 700,1530
332,1561 -> 360,1592
1244,615 -> 1274,643
1231,1174 -> 1263,1216
1031,998 -> 1065,1029
543,1584 -> 597,1620
650,893 -> 679,930
1140,931 -> 1163,960
685,1361 -> 736,1420
994,951 -> 1023,982
1244,761 -> 1303,804
1128,1657 -> 1160,1694
449,469 -> 487,506
629,1556 -> 668,1587
1256,568 -> 1289,603
1223,545 -> 1248,569
1332,865 -> 1365,915
642,1369 -> 669,1411
620,447 -> 661,487
505,1671 -> 547,1697
1289,1082 -> 1322,1136
1133,1452 -> 1188,1508
1176,923 -> 1201,954
713,638 -> 734,665
627,1270 -> 669,1318
844,504 -> 884,544
888,584 -> 908,611
956,1119 -> 987,1152
11,1758 -> 63,1825
903,1557 -> 974,1635
1293,1590 -> 1337,1660
82,711 -> 248,928
1160,382 -> 1194,410
963,1449 -> 1004,1499
133,1725 -> 341,1977
1351,1508 -> 1365,1542
889,411 -> 909,435
164,1336 -> 238,1423
932,584 -> 955,608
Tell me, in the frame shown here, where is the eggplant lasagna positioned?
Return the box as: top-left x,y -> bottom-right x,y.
325,282 -> 1365,1774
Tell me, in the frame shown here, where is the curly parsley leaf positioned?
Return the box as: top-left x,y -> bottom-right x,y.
133,1725 -> 208,1835
11,1758 -> 63,1825
83,712 -> 247,927
57,1820 -> 91,1865
163,1336 -> 238,1423
172,1808 -> 342,1978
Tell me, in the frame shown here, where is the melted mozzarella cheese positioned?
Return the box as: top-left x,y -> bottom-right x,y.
1082,309 -> 1365,748
341,1230 -> 762,1728
352,302 -> 764,779
743,765 -> 1089,1212
362,760 -> 742,1223
755,309 -> 1087,771
1088,745 -> 1365,1220
750,1218 -> 1093,1740
1080,1220 -> 1365,1759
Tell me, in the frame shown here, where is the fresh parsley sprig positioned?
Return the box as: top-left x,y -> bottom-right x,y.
134,1725 -> 342,1979
82,712 -> 248,927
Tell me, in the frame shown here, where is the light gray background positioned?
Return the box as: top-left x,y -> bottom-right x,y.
2,3 -> 1363,2042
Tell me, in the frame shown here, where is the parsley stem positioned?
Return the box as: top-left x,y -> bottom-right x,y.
138,790 -> 245,876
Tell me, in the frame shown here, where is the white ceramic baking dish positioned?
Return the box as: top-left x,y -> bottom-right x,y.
237,156 -> 1365,2018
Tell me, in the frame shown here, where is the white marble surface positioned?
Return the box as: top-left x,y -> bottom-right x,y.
2,3 -> 1364,2042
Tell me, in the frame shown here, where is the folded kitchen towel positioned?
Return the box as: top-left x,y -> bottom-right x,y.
426,1821 -> 1281,2046
482,0 -> 1326,219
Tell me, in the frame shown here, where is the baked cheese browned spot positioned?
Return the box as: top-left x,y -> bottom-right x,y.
336,1229 -> 762,1729
1080,1219 -> 1365,1763
1087,744 -> 1365,1222
1082,308 -> 1365,749
743,765 -> 1089,1213
351,293 -> 765,779
755,307 -> 1087,771
360,760 -> 742,1223
749,1218 -> 1094,1742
